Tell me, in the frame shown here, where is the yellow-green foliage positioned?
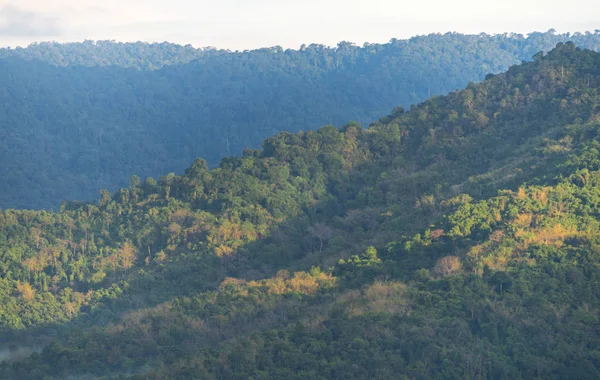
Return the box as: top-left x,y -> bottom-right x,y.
450,171 -> 600,272
238,268 -> 336,296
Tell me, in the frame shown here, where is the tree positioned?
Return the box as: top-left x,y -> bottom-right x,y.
120,242 -> 136,272
130,175 -> 141,189
16,282 -> 36,301
308,223 -> 334,252
434,256 -> 462,277
364,246 -> 378,261
161,173 -> 176,200
99,189 -> 111,208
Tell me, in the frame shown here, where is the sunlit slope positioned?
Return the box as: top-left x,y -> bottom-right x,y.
1,42 -> 600,378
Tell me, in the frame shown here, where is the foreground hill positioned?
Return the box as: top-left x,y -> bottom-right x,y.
3,31 -> 600,210
1,42 -> 600,378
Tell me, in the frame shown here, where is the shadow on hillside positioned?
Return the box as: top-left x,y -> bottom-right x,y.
0,107 -> 570,366
0,156 -> 384,367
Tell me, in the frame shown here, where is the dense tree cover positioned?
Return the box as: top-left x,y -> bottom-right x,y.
1,42 -> 600,378
0,40 -> 210,70
3,31 -> 600,210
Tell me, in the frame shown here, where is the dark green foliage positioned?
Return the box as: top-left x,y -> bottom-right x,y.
3,32 -> 600,209
4,42 -> 600,379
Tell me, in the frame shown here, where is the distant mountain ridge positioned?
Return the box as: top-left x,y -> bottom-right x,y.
2,31 -> 600,70
2,31 -> 600,210
0,40 -> 208,70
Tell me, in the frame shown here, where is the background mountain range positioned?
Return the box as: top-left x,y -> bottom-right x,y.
3,31 -> 600,210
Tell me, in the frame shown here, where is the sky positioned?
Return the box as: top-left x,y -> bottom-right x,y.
1,0 -> 599,50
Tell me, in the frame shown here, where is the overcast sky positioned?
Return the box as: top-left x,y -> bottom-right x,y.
1,0 -> 599,50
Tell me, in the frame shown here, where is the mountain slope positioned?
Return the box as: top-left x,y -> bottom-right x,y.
0,41 -> 208,70
1,42 -> 600,378
3,32 -> 600,210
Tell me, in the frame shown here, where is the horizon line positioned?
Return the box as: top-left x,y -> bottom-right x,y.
2,28 -> 600,52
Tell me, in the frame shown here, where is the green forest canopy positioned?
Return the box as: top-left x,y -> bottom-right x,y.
2,31 -> 600,210
1,42 -> 600,378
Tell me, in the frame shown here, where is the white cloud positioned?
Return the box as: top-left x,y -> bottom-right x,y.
0,4 -> 63,36
0,0 -> 599,49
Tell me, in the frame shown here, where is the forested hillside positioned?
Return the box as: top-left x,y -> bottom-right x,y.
3,31 -> 600,210
0,40 -> 208,70
1,42 -> 600,378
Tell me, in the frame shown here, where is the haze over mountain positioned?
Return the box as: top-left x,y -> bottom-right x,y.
1,42 -> 600,379
2,0 -> 599,50
2,31 -> 600,211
